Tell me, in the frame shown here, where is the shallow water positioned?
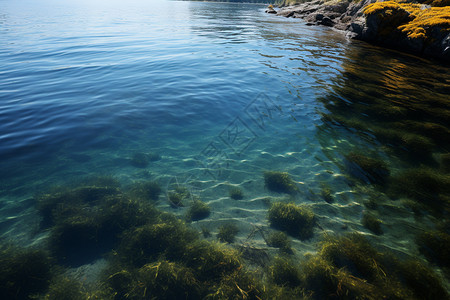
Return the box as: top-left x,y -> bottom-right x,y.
1,0 -> 449,296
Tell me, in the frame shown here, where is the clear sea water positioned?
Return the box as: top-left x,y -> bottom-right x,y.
0,0 -> 449,297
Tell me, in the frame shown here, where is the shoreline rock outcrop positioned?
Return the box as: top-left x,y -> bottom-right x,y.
269,0 -> 450,62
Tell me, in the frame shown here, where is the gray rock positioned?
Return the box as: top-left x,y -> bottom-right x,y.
320,17 -> 334,27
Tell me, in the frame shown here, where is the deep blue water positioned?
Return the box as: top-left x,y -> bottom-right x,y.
0,0 -> 449,296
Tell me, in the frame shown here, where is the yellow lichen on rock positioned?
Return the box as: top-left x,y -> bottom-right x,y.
399,7 -> 450,39
364,0 -> 450,40
363,0 -> 403,15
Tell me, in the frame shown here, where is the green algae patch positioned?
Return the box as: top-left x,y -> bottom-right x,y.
44,275 -> 89,300
182,241 -> 242,281
264,171 -> 299,194
345,152 -> 390,185
268,256 -> 302,287
229,186 -> 244,200
36,185 -> 121,228
118,219 -> 199,267
416,230 -> 450,268
127,180 -> 162,202
362,212 -> 383,235
320,185 -> 333,203
37,181 -> 159,266
388,167 -> 450,213
0,245 -> 52,300
302,234 -> 449,299
265,231 -> 293,254
186,199 -> 211,222
133,261 -> 201,300
268,202 -> 315,240
217,223 -> 239,243
167,185 -> 190,208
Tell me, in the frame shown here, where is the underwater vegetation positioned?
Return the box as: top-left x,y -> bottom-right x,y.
8,176 -> 447,299
272,233 -> 450,300
416,230 -> 450,269
344,152 -> 390,185
229,186 -> 244,200
105,239 -> 264,299
265,231 -> 293,254
128,180 -> 162,202
217,223 -> 239,243
127,260 -> 201,300
44,275 -> 88,300
130,152 -> 161,168
36,185 -> 121,228
361,212 -> 383,235
388,167 -> 450,213
441,152 -> 450,173
130,152 -> 150,168
117,217 -> 199,267
269,256 -> 302,287
36,179 -> 158,266
264,171 -> 299,194
0,245 -> 52,300
268,201 -> 316,240
167,185 -> 191,208
319,185 -> 333,203
185,199 -> 211,222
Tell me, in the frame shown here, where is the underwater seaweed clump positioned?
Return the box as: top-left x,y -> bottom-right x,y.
167,185 -> 190,208
44,275 -> 88,300
49,216 -> 107,267
217,223 -> 239,244
440,152 -> 450,173
128,181 -> 162,202
416,230 -> 450,268
397,259 -> 450,300
361,212 -> 383,235
130,152 -> 150,168
209,269 -> 265,300
267,202 -> 315,240
36,185 -> 120,228
0,245 -> 53,300
320,185 -> 333,203
265,231 -> 293,254
186,199 -> 211,222
104,253 -> 264,300
344,152 -> 390,185
300,256 -> 385,299
229,186 -> 244,200
183,241 -> 242,282
118,219 -> 199,267
298,233 -> 450,299
264,171 -> 299,194
388,167 -> 450,211
47,191 -> 157,266
319,234 -> 384,282
268,256 -> 302,287
131,260 -> 201,300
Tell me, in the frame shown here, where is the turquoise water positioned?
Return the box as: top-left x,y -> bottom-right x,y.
1,0 -> 449,298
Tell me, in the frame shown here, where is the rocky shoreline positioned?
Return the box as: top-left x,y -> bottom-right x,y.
269,0 -> 450,62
